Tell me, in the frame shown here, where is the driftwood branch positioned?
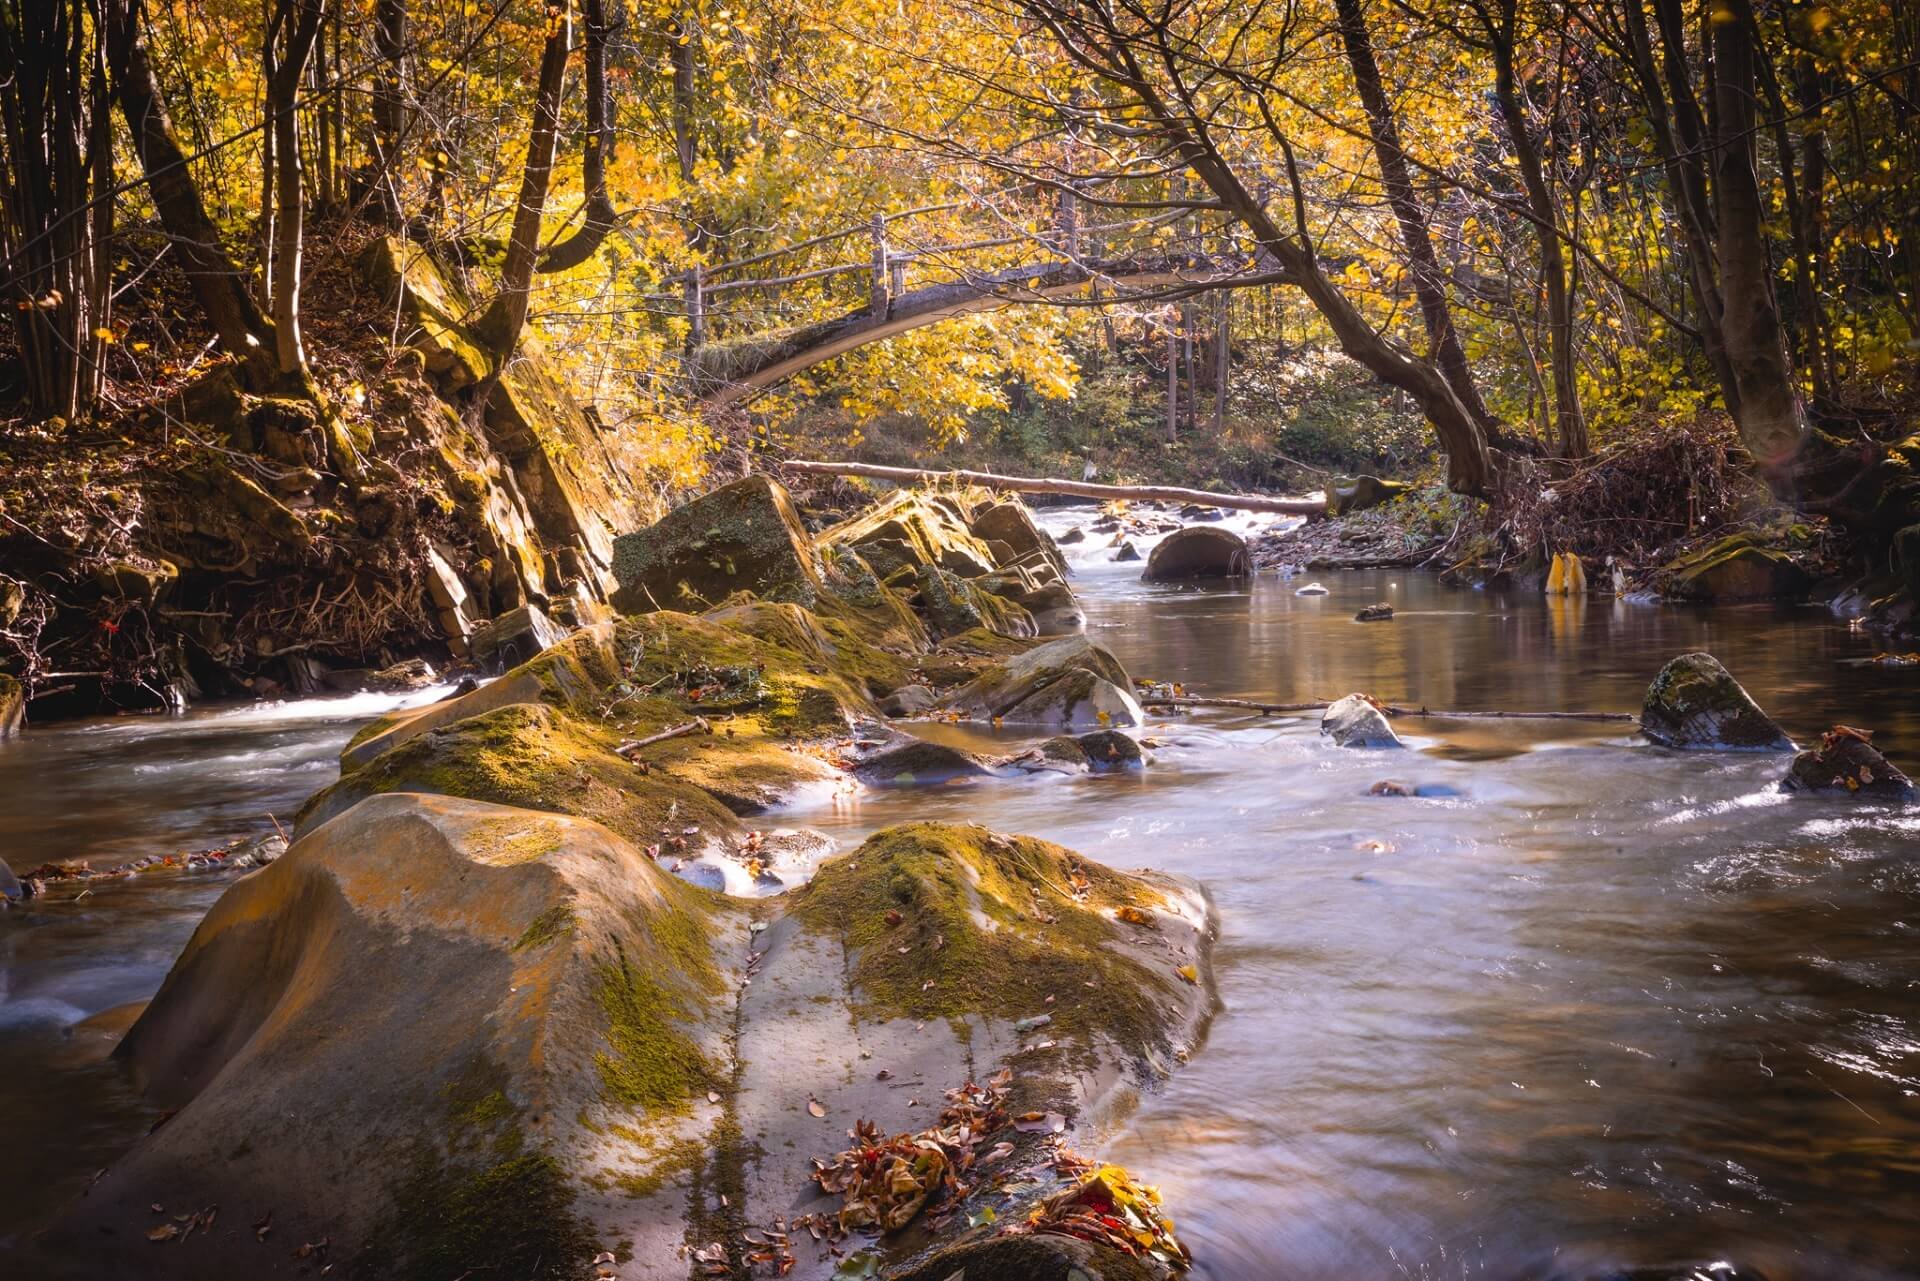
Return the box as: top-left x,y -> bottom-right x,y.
1141,694 -> 1635,722
780,459 -> 1324,516
615,717 -> 711,758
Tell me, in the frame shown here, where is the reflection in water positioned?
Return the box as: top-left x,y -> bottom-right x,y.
4,516 -> 1920,1277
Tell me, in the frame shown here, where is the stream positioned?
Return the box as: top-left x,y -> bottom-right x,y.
5,509 -> 1920,1278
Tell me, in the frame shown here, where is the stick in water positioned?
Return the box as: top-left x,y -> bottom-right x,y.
780,458 -> 1324,516
1140,695 -> 1635,722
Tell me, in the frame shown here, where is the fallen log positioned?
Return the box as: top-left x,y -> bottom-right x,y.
779,459 -> 1325,516
1141,694 -> 1635,722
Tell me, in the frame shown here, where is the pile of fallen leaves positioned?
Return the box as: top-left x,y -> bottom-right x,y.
810,1071 -> 1014,1235
1008,1152 -> 1192,1272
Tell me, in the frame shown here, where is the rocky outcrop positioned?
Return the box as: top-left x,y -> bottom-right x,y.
1142,527 -> 1249,581
610,475 -> 824,614
1782,728 -> 1915,797
1640,652 -> 1795,750
1320,694 -> 1403,748
968,499 -> 1069,580
946,635 -> 1143,728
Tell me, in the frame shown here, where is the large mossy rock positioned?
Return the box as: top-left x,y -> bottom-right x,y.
42,792 -> 743,1281
1660,534 -> 1812,601
821,490 -> 1001,582
1640,652 -> 1795,750
610,475 -> 823,614
946,635 -> 1143,727
1142,526 -> 1249,581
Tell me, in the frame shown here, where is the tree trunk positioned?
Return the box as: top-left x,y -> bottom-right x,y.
0,0 -> 112,421
370,0 -> 406,225
477,0 -> 573,360
1710,0 -> 1806,478
264,0 -> 325,379
104,0 -> 276,386
1335,0 -> 1498,432
539,0 -> 617,272
1489,0 -> 1587,457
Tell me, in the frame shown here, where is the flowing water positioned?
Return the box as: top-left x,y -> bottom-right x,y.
5,511 -> 1920,1278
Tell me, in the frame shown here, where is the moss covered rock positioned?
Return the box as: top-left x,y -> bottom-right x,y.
946,635 -> 1140,727
40,793 -> 742,1281
1328,474 -> 1411,516
1641,652 -> 1795,750
611,475 -> 823,615
1661,534 -> 1812,601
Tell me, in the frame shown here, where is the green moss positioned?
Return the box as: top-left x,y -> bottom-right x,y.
467,815 -> 566,865
791,823 -> 1174,1055
610,1134 -> 704,1199
594,935 -> 723,1114
376,1137 -> 596,1281
515,904 -> 576,951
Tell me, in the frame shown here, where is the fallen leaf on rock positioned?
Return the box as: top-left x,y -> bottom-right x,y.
146,1224 -> 180,1242
708,1091 -> 722,1104
807,1097 -> 827,1118
1115,905 -> 1156,927
1176,964 -> 1199,985
1013,1110 -> 1066,1134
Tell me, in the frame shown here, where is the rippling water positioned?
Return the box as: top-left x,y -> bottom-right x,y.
4,510 -> 1919,1277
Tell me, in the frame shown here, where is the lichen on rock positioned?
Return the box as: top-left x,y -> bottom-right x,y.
1640,652 -> 1795,750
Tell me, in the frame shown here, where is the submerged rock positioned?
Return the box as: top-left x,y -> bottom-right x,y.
1142,527 -> 1249,581
852,735 -> 1000,785
1023,729 -> 1145,773
611,474 -> 823,614
1640,652 -> 1795,750
1113,540 -> 1142,562
1782,728 -> 1915,797
1320,694 -> 1403,748
1355,603 -> 1394,622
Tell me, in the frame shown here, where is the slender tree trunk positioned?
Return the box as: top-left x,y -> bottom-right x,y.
264,0 -> 325,379
104,0 -> 276,385
1489,0 -> 1586,457
370,0 -> 407,225
540,0 -> 617,272
1334,0 -> 1498,431
671,14 -> 698,184
478,0 -> 573,359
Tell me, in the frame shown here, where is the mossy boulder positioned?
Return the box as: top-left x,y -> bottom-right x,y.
916,563 -> 1037,640
1640,652 -> 1795,750
1782,731 -> 1915,797
297,702 -> 743,848
946,635 -> 1140,727
852,734 -> 1001,784
1661,534 -> 1811,601
40,793 -> 742,1281
610,475 -> 823,614
1023,729 -> 1145,773
821,490 -> 1000,582
1142,527 -> 1249,581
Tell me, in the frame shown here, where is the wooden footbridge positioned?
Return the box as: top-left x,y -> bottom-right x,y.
667,193 -> 1267,405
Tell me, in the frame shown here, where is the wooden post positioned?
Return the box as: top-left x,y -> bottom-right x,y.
1057,184 -> 1080,257
889,254 -> 907,299
869,214 -> 890,316
684,264 -> 705,349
